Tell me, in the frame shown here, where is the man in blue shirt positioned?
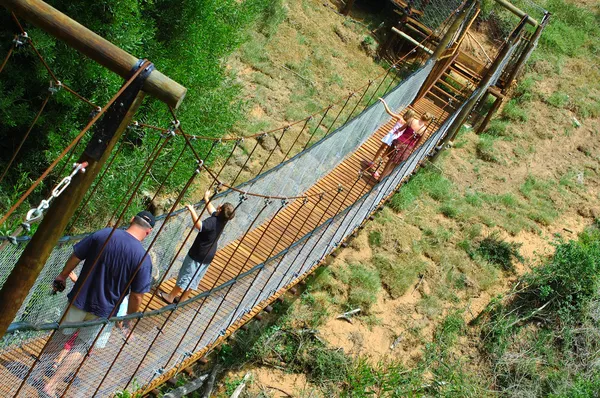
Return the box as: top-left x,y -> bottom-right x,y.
43,211 -> 154,397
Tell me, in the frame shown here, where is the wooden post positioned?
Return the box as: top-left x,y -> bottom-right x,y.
0,0 -> 186,108
431,0 -> 477,60
501,12 -> 549,90
0,65 -> 151,337
431,15 -> 528,161
416,0 -> 477,101
342,0 -> 355,16
475,94 -> 502,134
476,13 -> 549,134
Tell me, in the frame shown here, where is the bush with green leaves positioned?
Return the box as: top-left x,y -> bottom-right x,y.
480,225 -> 600,395
476,233 -> 524,272
0,0 -> 280,233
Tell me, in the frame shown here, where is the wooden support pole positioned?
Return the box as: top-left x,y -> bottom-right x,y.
0,65 -> 151,337
342,0 -> 355,16
416,0 -> 476,101
501,12 -> 549,90
493,0 -> 538,26
431,0 -> 476,60
475,95 -> 502,134
432,15 -> 529,161
476,13 -> 548,134
391,28 -> 433,54
1,0 -> 186,108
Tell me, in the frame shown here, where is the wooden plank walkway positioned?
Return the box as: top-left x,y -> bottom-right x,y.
0,89 -> 456,397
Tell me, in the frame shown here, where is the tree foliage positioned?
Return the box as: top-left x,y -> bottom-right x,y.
0,0 -> 278,233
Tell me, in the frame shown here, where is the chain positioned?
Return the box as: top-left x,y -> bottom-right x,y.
21,162 -> 88,231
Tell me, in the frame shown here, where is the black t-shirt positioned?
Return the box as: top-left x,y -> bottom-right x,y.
189,212 -> 226,264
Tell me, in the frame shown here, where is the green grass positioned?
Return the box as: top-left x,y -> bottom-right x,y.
485,119 -> 509,137
502,99 -> 528,123
342,263 -> 381,312
476,134 -> 500,163
389,165 -> 453,211
372,254 -> 425,299
546,91 -> 570,108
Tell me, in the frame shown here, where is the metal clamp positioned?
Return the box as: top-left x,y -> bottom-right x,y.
161,120 -> 179,138
13,32 -> 29,48
48,81 -> 62,95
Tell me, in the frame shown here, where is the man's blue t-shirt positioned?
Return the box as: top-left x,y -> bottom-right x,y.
68,228 -> 152,318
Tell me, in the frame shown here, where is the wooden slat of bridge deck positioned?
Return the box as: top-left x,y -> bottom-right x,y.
0,96 -> 449,397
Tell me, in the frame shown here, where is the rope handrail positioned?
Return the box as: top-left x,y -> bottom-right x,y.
0,60 -> 153,228
130,18 -> 446,144
10,13 -> 100,109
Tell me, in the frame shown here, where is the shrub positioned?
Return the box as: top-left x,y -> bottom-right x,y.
372,254 -> 425,299
547,91 -> 570,108
502,99 -> 528,122
476,233 -> 523,272
345,263 -> 380,312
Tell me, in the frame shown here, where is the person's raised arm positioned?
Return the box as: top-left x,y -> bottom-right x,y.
186,204 -> 202,231
378,98 -> 401,120
204,190 -> 217,215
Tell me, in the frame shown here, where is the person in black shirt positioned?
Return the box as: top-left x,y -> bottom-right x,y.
159,190 -> 235,304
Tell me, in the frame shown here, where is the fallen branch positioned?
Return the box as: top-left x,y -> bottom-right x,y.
200,363 -> 221,398
336,308 -> 361,324
162,374 -> 208,398
412,274 -> 425,295
230,373 -> 251,398
390,334 -> 403,350
266,385 -> 293,397
466,31 -> 492,64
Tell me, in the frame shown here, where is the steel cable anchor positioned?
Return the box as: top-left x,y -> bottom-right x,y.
21,162 -> 88,231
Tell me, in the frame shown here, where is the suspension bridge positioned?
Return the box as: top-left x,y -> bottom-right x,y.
0,0 -> 548,396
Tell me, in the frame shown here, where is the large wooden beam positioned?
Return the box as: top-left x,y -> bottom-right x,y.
391,27 -> 433,54
1,0 -> 187,108
493,0 -> 538,27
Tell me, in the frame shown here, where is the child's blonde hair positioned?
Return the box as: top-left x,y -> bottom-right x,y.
403,109 -> 417,121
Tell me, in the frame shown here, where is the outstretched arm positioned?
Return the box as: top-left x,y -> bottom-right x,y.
186,205 -> 203,231
378,98 -> 401,120
204,190 -> 217,215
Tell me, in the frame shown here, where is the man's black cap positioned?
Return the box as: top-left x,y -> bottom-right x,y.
136,211 -> 156,228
